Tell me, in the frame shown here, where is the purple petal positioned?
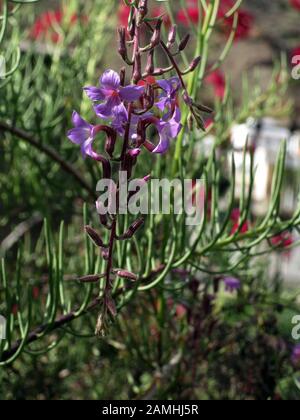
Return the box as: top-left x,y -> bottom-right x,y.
100,69 -> 120,90
71,111 -> 90,128
168,108 -> 182,138
119,85 -> 144,102
155,97 -> 168,111
67,127 -> 91,145
94,96 -> 120,118
157,77 -> 180,95
157,79 -> 173,94
152,108 -> 182,154
84,86 -> 106,101
224,277 -> 241,292
81,137 -> 94,158
111,103 -> 128,135
152,136 -> 170,154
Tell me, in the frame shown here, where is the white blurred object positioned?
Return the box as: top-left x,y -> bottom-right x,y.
230,117 -> 300,216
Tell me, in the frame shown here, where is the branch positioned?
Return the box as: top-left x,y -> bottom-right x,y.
1,297 -> 100,363
0,121 -> 96,200
0,212 -> 42,256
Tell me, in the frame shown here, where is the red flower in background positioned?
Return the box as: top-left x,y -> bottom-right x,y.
152,6 -> 171,28
177,3 -> 199,26
206,69 -> 226,99
218,0 -> 254,40
31,10 -> 63,43
230,208 -> 249,235
30,9 -> 86,44
177,0 -> 254,41
291,46 -> 300,59
204,117 -> 214,130
271,232 -> 293,249
118,3 -> 130,27
290,0 -> 300,11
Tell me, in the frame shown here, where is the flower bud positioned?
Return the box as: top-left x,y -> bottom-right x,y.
194,113 -> 206,131
115,270 -> 138,281
167,25 -> 177,48
187,113 -> 194,131
78,274 -> 104,283
188,56 -> 202,72
193,102 -> 213,114
117,217 -> 144,240
117,27 -> 127,61
150,19 -> 162,48
95,201 -> 110,228
178,34 -> 190,51
85,225 -> 105,247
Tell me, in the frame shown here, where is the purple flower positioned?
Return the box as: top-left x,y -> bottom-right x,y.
84,69 -> 144,118
156,76 -> 181,113
153,107 -> 182,154
111,104 -> 152,142
67,111 -> 95,158
223,277 -> 241,293
111,103 -> 129,136
292,344 -> 300,365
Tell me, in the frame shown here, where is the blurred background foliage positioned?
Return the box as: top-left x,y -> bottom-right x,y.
0,0 -> 300,400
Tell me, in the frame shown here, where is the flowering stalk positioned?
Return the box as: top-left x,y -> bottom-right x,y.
67,0 -> 211,335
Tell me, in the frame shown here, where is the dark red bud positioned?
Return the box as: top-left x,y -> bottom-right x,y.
150,19 -> 162,48
117,218 -> 144,240
189,55 -> 202,71
178,34 -> 190,51
78,274 -> 104,283
117,27 -> 127,60
85,225 -> 105,247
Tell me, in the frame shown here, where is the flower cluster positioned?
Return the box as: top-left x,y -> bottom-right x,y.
68,69 -> 183,157
67,0 -> 210,335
